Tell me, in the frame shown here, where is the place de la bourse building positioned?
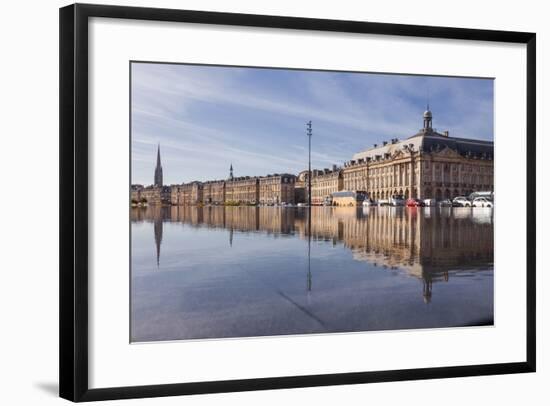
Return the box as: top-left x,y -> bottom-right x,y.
133,109 -> 493,206
341,109 -> 494,202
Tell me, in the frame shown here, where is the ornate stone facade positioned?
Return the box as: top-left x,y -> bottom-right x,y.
343,110 -> 494,200
134,110 -> 492,207
259,174 -> 296,205
225,177 -> 259,204
310,167 -> 343,205
171,181 -> 203,205
203,180 -> 226,204
133,185 -> 171,205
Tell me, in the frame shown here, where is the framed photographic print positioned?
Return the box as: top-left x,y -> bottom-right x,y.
59,3 -> 536,402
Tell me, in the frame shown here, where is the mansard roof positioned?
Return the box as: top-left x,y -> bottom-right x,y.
352,129 -> 493,162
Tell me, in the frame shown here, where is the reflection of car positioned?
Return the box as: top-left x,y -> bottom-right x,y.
296,202 -> 307,207
472,197 -> 493,208
378,199 -> 390,206
472,209 -> 493,224
452,196 -> 471,207
390,195 -> 405,206
437,199 -> 453,207
362,199 -> 375,207
423,198 -> 436,207
406,198 -> 423,207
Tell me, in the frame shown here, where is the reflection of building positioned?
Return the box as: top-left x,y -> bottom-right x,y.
154,213 -> 163,267
133,205 -> 493,302
259,174 -> 296,205
131,205 -> 170,266
344,110 -> 494,200
311,167 -> 343,205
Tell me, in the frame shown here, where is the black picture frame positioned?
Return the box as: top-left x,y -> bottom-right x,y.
59,3 -> 536,402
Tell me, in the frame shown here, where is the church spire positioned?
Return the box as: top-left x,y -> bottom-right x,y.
154,144 -> 163,187
156,143 -> 161,167
229,163 -> 234,180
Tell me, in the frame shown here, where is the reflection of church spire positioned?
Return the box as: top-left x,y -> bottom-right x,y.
229,227 -> 233,247
154,216 -> 163,268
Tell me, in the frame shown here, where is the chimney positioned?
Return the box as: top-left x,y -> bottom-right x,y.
443,130 -> 449,137
383,141 -> 388,146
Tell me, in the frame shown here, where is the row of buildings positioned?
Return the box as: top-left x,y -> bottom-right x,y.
170,171 -> 298,206
131,109 -> 494,206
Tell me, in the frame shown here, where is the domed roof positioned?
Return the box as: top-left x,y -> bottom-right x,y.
423,109 -> 432,118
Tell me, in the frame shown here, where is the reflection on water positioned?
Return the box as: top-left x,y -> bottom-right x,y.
131,206 -> 493,341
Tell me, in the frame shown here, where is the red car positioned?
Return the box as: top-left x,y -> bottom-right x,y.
406,198 -> 423,207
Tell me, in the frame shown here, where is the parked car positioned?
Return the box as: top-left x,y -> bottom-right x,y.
452,196 -> 472,207
378,199 -> 390,207
437,199 -> 453,207
472,197 -> 494,208
469,191 -> 494,201
406,198 -> 423,207
390,195 -> 405,206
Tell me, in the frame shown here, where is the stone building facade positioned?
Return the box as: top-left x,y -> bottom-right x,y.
310,167 -> 344,205
171,181 -> 203,205
294,170 -> 309,204
131,184 -> 144,202
259,174 -> 296,205
134,110 -> 492,207
133,185 -> 171,205
203,180 -> 226,204
343,110 -> 494,201
225,177 -> 260,204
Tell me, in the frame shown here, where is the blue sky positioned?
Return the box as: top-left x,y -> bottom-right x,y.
131,62 -> 493,185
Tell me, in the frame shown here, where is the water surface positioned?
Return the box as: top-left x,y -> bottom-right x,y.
131,206 -> 494,342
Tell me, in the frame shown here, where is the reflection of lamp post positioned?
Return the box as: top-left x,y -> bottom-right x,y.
307,121 -> 312,207
307,225 -> 312,293
306,121 -> 313,294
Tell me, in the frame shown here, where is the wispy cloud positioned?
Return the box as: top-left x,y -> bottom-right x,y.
131,63 -> 493,185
